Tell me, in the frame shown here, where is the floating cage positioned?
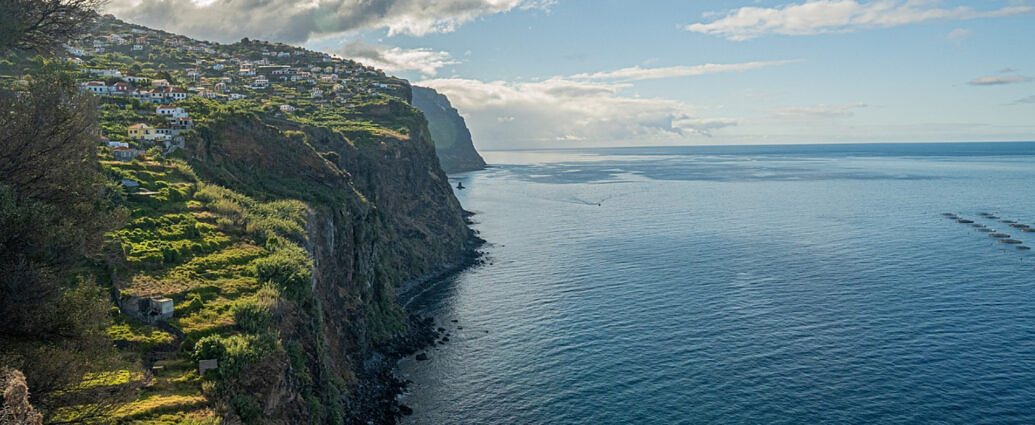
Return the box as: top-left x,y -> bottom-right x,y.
957,219 -> 974,224
1018,246 -> 1032,251
978,228 -> 994,232
989,233 -> 1011,238
1000,220 -> 1017,224
1000,239 -> 1023,244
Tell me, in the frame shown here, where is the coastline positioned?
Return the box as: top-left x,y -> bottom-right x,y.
347,210 -> 485,424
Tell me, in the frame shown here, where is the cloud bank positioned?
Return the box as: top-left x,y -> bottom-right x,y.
686,0 -> 1033,40
105,0 -> 554,43
570,60 -> 799,81
768,103 -> 868,119
968,75 -> 1033,86
336,41 -> 457,76
418,77 -> 737,148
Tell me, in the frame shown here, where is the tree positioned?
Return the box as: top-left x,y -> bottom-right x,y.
0,62 -> 133,422
0,0 -> 102,54
0,1 -> 136,420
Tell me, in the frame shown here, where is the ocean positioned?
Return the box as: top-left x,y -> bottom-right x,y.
399,142 -> 1035,424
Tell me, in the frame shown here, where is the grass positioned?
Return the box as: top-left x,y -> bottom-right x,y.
73,158 -> 312,423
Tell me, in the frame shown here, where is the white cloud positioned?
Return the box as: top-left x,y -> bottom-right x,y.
417,77 -> 737,148
946,28 -> 972,40
969,75 -> 1033,85
769,103 -> 868,119
105,0 -> 553,43
570,60 -> 799,81
336,41 -> 457,76
685,1 -> 1033,40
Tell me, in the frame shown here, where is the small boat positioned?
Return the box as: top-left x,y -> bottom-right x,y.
456,182 -> 465,190
978,212 -> 994,217
989,233 -> 1011,238
972,223 -> 986,228
977,228 -> 994,232
1018,246 -> 1032,251
1009,223 -> 1030,229
1000,219 -> 1017,224
957,219 -> 974,223
942,213 -> 958,217
999,239 -> 1023,244
1022,228 -> 1035,233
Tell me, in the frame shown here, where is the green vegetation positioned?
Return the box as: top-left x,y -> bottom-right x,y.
3,5 -> 463,424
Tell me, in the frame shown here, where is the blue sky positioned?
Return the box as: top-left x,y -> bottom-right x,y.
109,0 -> 1035,148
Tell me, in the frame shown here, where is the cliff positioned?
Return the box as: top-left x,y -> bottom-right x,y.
183,93 -> 477,423
6,16 -> 484,424
411,86 -> 487,173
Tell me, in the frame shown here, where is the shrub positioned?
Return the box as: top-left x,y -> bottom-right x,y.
253,244 -> 312,298
192,334 -> 227,362
230,394 -> 261,425
231,298 -> 272,334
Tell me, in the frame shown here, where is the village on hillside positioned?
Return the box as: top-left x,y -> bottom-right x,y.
63,15 -> 409,162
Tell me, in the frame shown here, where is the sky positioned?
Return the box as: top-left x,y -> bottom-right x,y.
104,0 -> 1035,149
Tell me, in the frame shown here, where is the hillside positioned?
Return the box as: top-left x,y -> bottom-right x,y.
0,15 -> 480,425
411,87 -> 487,173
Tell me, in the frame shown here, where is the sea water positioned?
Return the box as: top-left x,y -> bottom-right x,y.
399,142 -> 1035,424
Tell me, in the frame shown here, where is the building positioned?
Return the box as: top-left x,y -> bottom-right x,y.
81,81 -> 110,94
156,106 -> 188,119
112,146 -> 140,161
89,68 -> 123,78
127,123 -> 155,140
120,295 -> 174,324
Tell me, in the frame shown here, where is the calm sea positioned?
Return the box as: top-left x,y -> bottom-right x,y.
399,142 -> 1035,424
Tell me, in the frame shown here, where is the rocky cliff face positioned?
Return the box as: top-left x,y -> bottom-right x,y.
411,86 -> 487,174
186,95 -> 477,423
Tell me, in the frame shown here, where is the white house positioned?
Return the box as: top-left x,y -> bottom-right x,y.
81,81 -> 111,94
228,93 -> 247,100
66,46 -> 84,56
132,44 -> 144,51
89,68 -> 123,78
156,106 -> 188,119
250,77 -> 269,89
151,79 -> 170,88
279,104 -> 296,113
212,63 -> 225,71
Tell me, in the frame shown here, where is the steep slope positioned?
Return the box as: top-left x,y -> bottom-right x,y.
411,86 -> 487,173
16,15 -> 483,424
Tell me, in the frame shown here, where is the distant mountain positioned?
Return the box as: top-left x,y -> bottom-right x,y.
412,86 -> 487,173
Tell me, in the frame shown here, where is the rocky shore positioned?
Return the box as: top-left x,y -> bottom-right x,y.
347,220 -> 485,424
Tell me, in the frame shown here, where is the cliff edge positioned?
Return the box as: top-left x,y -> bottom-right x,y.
411,86 -> 487,173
